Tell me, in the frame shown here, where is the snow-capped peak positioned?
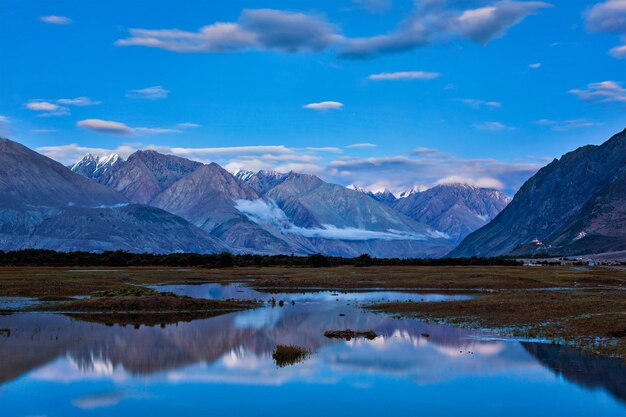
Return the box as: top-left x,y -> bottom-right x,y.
71,153 -> 122,178
396,185 -> 424,199
234,169 -> 256,182
347,184 -> 369,193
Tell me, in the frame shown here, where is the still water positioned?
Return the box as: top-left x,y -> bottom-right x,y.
1,283 -> 625,416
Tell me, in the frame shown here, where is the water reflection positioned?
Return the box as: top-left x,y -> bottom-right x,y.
0,286 -> 625,416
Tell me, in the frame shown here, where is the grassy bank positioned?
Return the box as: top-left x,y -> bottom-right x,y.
1,265 -> 625,299
368,289 -> 626,358
1,265 -> 625,358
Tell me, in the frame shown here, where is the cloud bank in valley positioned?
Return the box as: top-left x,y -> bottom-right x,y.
234,198 -> 441,241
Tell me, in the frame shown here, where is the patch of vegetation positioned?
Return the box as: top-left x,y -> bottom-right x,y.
94,287 -> 176,298
34,291 -> 258,314
67,311 -> 231,328
272,345 -> 311,367
368,290 -> 626,359
324,329 -> 378,340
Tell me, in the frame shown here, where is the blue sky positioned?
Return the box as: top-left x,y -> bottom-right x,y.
1,0 -> 625,194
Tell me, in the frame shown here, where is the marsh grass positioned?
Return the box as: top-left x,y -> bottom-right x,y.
369,290 -> 626,359
272,345 -> 311,367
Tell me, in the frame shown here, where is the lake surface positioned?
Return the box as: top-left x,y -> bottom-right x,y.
1,283 -> 625,416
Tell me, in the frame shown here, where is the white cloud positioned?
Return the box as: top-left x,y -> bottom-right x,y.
134,127 -> 181,135
116,3 -> 548,59
340,1 -> 551,58
57,97 -> 101,106
25,97 -> 100,116
176,122 -> 201,129
368,71 -> 441,80
436,176 -> 504,190
116,9 -> 342,54
534,118 -> 599,131
609,44 -> 626,58
0,115 -> 8,124
454,99 -> 502,109
456,1 -> 551,44
77,119 -> 134,136
235,198 -> 432,241
303,101 -> 344,111
40,15 -> 72,25
585,0 -> 626,34
326,151 -> 538,193
25,100 -> 69,116
585,1 -> 626,58
40,141 -> 539,195
345,143 -> 377,149
569,80 -> 626,103
528,62 -> 542,68
77,119 -> 180,136
37,143 -> 137,164
32,129 -> 59,133
473,121 -> 515,131
126,85 -> 169,100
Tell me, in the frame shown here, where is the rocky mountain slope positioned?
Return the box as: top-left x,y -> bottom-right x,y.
240,171 -> 455,258
0,138 -> 225,253
393,184 -> 511,243
71,150 -> 202,204
152,164 -> 295,254
450,128 -> 626,257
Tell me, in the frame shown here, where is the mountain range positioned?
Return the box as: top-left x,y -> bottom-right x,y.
451,128 -> 626,258
0,138 -> 224,253
0,136 -> 514,257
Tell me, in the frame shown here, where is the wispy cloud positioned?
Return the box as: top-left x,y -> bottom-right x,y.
176,122 -> 201,129
454,98 -> 502,109
585,1 -> 626,58
569,80 -> 626,103
57,97 -> 101,106
116,9 -> 342,54
534,118 -> 600,131
116,3 -> 549,59
235,198 -> 433,241
528,62 -> 542,68
473,121 -> 515,131
25,100 -> 69,117
610,44 -> 626,58
305,147 -> 343,153
40,15 -> 72,25
345,143 -> 377,149
25,97 -> 100,116
303,101 -> 343,111
326,152 -> 538,193
126,85 -> 169,100
40,141 -> 539,194
339,1 -> 551,59
37,143 -> 138,164
32,129 -> 59,133
368,71 -> 440,80
77,119 -> 181,136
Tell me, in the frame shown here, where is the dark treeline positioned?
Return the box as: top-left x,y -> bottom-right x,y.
0,249 -> 522,267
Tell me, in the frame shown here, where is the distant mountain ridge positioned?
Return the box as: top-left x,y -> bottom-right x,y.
0,137 -> 225,253
71,151 -> 459,257
6,137 -> 519,257
450,128 -> 626,257
348,182 -> 510,243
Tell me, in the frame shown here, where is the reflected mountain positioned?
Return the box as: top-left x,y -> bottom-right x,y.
522,342 -> 626,404
1,289 -> 625,409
